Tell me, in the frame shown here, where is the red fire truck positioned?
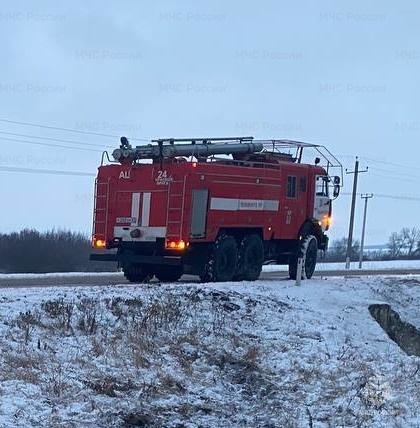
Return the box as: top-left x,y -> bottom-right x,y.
90,137 -> 342,282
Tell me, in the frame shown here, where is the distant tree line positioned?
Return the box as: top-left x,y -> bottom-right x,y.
0,229 -> 117,273
324,227 -> 420,262
387,227 -> 420,258
323,237 -> 360,262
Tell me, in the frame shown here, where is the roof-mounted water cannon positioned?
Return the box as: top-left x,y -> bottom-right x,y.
112,136 -> 264,164
112,136 -> 136,165
120,136 -> 131,150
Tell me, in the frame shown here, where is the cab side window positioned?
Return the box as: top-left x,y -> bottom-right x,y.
287,176 -> 297,198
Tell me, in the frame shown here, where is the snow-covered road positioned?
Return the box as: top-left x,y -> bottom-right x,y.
1,259 -> 420,280
1,259 -> 420,289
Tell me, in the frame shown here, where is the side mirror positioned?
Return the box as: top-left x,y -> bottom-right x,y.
333,184 -> 340,198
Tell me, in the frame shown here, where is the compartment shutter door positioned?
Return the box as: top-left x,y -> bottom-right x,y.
190,189 -> 208,238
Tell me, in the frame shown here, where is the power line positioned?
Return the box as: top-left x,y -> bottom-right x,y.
341,157 -> 420,182
369,172 -> 419,184
359,155 -> 420,173
0,118 -> 150,142
0,165 -> 95,177
374,192 -> 420,201
342,192 -> 420,201
0,136 -> 102,153
369,166 -> 420,180
339,154 -> 420,177
0,130 -> 113,149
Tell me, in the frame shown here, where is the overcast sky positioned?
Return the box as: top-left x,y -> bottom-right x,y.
0,0 -> 419,245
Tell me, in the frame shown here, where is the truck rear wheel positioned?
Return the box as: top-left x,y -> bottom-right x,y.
234,234 -> 264,281
155,266 -> 183,283
200,234 -> 238,282
288,235 -> 318,280
123,264 -> 152,283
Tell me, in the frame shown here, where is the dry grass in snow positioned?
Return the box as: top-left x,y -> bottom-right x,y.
0,276 -> 419,427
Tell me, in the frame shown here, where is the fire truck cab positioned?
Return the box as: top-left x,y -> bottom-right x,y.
90,137 -> 342,282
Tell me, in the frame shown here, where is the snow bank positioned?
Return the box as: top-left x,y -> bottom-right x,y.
0,276 -> 419,426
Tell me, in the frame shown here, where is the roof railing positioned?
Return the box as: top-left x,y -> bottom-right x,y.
104,136 -> 344,185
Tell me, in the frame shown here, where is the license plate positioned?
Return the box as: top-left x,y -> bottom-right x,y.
116,217 -> 136,224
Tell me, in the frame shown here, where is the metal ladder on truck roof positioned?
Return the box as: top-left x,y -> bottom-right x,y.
165,177 -> 186,241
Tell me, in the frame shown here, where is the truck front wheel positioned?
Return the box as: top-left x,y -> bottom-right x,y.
200,234 -> 238,282
123,264 -> 152,283
288,235 -> 318,280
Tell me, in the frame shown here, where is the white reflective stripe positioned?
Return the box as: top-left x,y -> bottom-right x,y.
141,192 -> 151,227
131,193 -> 141,226
210,197 -> 238,210
210,197 -> 279,211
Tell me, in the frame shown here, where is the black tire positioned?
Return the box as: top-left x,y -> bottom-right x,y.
234,234 -> 264,281
123,264 -> 152,283
155,266 -> 183,283
200,234 -> 238,282
288,235 -> 318,280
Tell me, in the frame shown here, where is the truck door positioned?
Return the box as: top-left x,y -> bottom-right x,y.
313,175 -> 331,231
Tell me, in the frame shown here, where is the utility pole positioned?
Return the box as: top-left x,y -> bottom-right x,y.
345,157 -> 368,269
359,194 -> 374,269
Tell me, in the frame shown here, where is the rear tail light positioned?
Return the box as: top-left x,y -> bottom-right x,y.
92,235 -> 106,248
166,240 -> 187,250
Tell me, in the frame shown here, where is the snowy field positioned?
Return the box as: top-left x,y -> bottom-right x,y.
0,276 -> 419,427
